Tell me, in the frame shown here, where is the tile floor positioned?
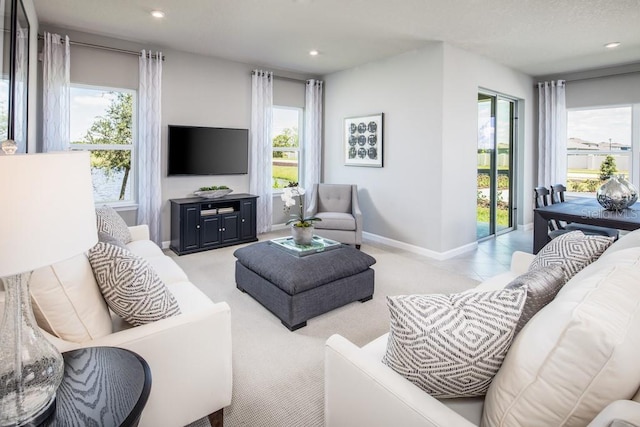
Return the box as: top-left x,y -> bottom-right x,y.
417,229 -> 533,283
270,227 -> 533,284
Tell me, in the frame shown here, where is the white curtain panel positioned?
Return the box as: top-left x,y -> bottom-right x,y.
138,50 -> 163,244
303,79 -> 323,196
250,70 -> 274,234
42,32 -> 70,152
14,28 -> 28,152
537,80 -> 567,187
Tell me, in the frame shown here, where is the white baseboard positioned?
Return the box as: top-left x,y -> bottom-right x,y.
362,232 -> 478,261
161,240 -> 170,250
521,222 -> 533,231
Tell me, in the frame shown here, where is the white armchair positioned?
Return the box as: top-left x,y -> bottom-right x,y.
306,183 -> 363,248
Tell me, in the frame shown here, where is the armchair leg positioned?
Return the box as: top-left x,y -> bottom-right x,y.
208,408 -> 224,427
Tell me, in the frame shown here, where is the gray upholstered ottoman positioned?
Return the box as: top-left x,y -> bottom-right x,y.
233,242 -> 376,330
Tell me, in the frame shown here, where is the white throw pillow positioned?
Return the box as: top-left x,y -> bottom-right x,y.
88,242 -> 180,326
95,205 -> 132,244
382,289 -> 526,398
529,230 -> 614,282
482,264 -> 640,427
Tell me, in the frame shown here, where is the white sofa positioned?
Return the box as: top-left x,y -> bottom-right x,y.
0,225 -> 232,427
325,229 -> 640,427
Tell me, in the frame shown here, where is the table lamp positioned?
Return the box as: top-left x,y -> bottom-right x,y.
0,151 -> 98,426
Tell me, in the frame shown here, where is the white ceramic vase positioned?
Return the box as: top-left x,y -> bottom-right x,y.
291,225 -> 314,245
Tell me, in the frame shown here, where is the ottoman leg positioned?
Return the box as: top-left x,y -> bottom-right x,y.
283,320 -> 307,331
359,295 -> 373,303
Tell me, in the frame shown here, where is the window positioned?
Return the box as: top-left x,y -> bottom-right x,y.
566,106 -> 634,194
272,106 -> 303,189
70,86 -> 136,205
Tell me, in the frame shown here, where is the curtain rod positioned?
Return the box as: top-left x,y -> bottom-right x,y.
37,34 -> 165,61
251,70 -> 309,83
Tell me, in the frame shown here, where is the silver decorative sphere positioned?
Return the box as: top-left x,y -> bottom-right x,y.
596,175 -> 638,211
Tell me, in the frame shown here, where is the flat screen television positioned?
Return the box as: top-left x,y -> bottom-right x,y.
167,125 -> 249,175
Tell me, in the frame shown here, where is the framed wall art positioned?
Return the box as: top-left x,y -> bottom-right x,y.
344,113 -> 383,167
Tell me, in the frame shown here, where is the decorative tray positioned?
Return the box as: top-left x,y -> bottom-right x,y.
194,189 -> 233,199
269,235 -> 342,257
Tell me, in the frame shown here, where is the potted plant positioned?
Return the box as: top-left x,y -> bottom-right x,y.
281,182 -> 321,245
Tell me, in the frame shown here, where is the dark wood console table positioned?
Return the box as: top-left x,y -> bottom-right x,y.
534,198 -> 640,253
41,347 -> 151,426
170,193 -> 259,255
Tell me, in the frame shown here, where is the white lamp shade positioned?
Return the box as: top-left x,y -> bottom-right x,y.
0,152 -> 98,276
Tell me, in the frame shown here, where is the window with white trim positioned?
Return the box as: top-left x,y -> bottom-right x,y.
566,105 -> 638,194
70,85 -> 136,205
272,106 -> 303,189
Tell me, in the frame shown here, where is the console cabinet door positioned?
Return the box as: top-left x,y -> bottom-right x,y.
240,199 -> 256,240
221,213 -> 240,243
182,205 -> 200,251
201,216 -> 221,248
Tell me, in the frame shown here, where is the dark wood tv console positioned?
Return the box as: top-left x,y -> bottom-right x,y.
170,194 -> 258,255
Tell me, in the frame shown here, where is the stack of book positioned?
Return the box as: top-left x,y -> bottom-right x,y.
217,207 -> 235,214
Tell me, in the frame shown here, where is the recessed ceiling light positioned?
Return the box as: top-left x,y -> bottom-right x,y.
151,10 -> 165,18
604,42 -> 621,49
309,50 -> 319,56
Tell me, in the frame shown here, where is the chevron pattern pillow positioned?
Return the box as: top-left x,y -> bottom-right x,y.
96,205 -> 132,244
506,264 -> 565,334
88,242 -> 181,326
529,231 -> 614,282
382,288 -> 526,398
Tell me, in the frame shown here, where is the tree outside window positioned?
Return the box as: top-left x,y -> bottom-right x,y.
70,86 -> 135,204
272,107 -> 302,189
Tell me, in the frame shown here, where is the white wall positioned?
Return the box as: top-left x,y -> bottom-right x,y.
323,42 -> 535,254
440,44 -> 535,252
323,45 -> 445,251
37,27 -> 310,241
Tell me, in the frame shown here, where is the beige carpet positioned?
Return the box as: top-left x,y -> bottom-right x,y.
172,231 -> 479,427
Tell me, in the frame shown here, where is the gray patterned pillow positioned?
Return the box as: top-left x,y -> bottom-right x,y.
96,205 -> 132,244
382,288 -> 526,398
529,231 -> 614,282
88,242 -> 180,326
98,231 -> 127,250
506,265 -> 565,334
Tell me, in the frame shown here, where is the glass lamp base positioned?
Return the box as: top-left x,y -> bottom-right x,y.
0,396 -> 56,427
0,273 -> 64,426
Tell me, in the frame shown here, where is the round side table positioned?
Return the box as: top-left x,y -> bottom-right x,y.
40,347 -> 152,427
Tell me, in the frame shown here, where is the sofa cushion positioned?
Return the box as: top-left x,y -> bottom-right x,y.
314,212 -> 356,231
482,264 -> 640,426
529,230 -> 614,282
88,242 -> 181,326
600,228 -> 640,259
96,205 -> 132,244
505,264 -> 565,334
382,288 -> 526,398
30,253 -> 112,342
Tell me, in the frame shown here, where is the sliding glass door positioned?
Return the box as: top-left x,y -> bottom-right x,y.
477,92 -> 516,239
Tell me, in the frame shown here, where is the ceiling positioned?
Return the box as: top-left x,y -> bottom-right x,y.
33,0 -> 640,77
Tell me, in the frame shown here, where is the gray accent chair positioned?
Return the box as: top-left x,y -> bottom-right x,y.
306,183 -> 363,249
